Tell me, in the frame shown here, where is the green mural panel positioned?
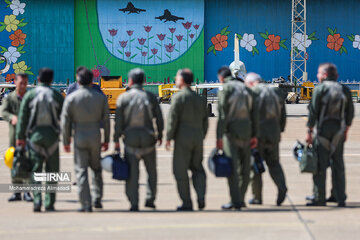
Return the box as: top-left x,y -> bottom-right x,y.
75,0 -> 204,84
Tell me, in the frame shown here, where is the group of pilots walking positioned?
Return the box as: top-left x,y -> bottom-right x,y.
2,62 -> 354,212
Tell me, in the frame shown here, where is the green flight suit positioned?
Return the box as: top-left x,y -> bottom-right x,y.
114,84 -> 164,208
1,90 -> 24,185
16,83 -> 64,209
307,80 -> 354,204
166,87 -> 208,208
217,76 -> 258,207
250,84 -> 287,202
61,86 -> 110,209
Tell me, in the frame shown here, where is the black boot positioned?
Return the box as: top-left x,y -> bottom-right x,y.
93,200 -> 103,209
306,200 -> 326,206
33,204 -> 42,212
277,189 -> 287,206
130,205 -> 139,212
326,195 -> 337,203
198,200 -> 205,210
23,192 -> 33,202
77,206 -> 92,212
176,205 -> 193,211
145,200 -> 156,209
249,198 -> 262,205
8,193 -> 22,202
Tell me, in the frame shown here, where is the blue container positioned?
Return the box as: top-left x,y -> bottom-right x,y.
112,154 -> 130,181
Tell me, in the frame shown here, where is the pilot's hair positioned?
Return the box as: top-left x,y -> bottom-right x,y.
245,72 -> 262,84
217,66 -> 232,78
128,68 -> 145,85
76,66 -> 86,74
77,68 -> 93,86
15,73 -> 28,80
178,68 -> 193,85
319,63 -> 338,81
38,68 -> 54,84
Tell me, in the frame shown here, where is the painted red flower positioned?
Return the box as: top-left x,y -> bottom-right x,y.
5,73 -> 15,82
138,38 -> 146,45
165,43 -> 175,53
144,26 -> 152,33
211,34 -> 228,51
125,52 -> 131,57
151,48 -> 158,55
176,35 -> 183,42
193,24 -> 200,30
169,27 -> 176,33
189,34 -> 195,39
182,22 -> 192,30
108,29 -> 118,37
119,40 -> 127,48
141,51 -> 147,57
9,29 -> 26,47
127,30 -> 134,36
157,33 -> 166,41
92,68 -> 100,79
327,33 -> 344,51
264,34 -> 281,52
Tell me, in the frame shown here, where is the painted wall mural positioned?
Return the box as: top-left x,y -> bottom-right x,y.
75,0 -> 204,87
0,0 -> 32,83
204,0 -> 360,84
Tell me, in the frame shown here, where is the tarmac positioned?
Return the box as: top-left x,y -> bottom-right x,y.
0,103 -> 359,240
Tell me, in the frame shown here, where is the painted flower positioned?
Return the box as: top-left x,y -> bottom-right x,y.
293,33 -> 312,51
193,24 -> 200,30
4,15 -> 19,32
157,33 -> 166,41
182,22 -> 192,30
141,51 -> 147,57
176,35 -> 183,42
352,35 -> 360,50
151,48 -> 158,55
92,68 -> 100,78
165,43 -> 175,53
138,38 -> 146,45
9,29 -> 26,47
327,33 -> 344,51
189,34 -> 195,39
240,33 -> 257,52
4,46 -> 20,63
13,60 -> 27,74
125,52 -> 131,57
169,27 -> 176,33
108,29 -> 118,37
10,0 -> 26,16
211,34 -> 228,51
144,26 -> 152,33
119,40 -> 127,48
6,73 -> 15,82
265,34 -> 281,52
126,30 -> 134,36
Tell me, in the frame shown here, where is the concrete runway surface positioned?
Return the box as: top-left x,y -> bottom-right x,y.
0,103 -> 359,240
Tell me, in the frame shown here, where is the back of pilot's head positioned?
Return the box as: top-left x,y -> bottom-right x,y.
77,68 -> 93,86
128,68 -> 145,85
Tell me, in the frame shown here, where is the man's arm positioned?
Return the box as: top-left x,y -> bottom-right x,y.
166,95 -> 181,141
280,94 -> 287,132
202,98 -> 208,139
250,89 -> 259,138
60,98 -> 73,146
344,87 -> 354,127
16,92 -> 31,141
216,89 -> 226,140
114,97 -> 124,143
1,95 -> 14,122
152,95 -> 164,141
307,86 -> 322,128
102,96 -> 111,143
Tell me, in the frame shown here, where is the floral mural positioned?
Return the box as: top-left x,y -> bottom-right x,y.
260,31 -> 287,52
348,34 -> 360,50
207,26 -> 230,55
327,27 -> 347,54
97,0 -> 204,65
0,0 -> 32,83
237,33 -> 259,56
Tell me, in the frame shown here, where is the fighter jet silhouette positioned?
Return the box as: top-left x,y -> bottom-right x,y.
119,2 -> 146,14
155,9 -> 184,23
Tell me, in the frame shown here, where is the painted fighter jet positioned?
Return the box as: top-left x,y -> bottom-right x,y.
119,2 -> 146,14
155,9 -> 184,23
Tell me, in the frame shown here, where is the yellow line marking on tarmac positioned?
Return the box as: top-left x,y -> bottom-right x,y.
301,117 -> 308,121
